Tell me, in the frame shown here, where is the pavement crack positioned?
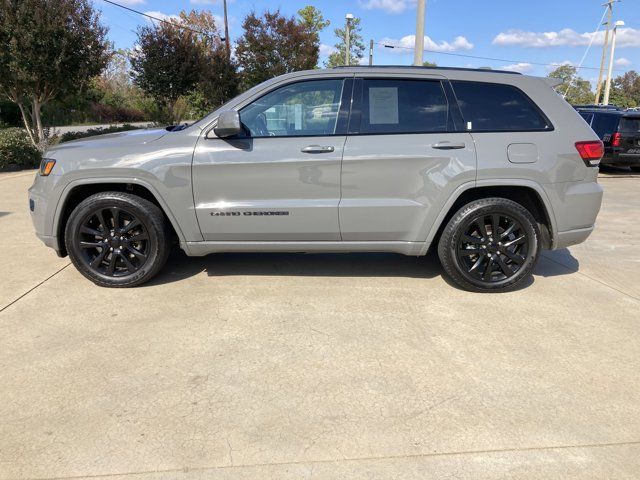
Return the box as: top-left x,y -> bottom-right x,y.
11,439 -> 640,480
0,263 -> 71,313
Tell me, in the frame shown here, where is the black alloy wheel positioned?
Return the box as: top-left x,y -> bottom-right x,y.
75,206 -> 152,277
438,197 -> 540,292
65,192 -> 170,287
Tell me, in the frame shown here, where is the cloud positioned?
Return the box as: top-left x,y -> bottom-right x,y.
501,62 -> 534,73
319,44 -> 338,57
615,57 -> 632,67
381,35 -> 474,52
544,60 -> 575,73
359,0 -> 415,14
144,11 -> 180,23
493,27 -> 640,48
114,0 -> 145,5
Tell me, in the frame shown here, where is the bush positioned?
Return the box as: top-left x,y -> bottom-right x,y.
90,103 -> 146,123
0,128 -> 41,170
59,124 -> 142,143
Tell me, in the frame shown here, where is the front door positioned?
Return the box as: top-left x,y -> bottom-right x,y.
339,77 -> 477,241
192,78 -> 351,241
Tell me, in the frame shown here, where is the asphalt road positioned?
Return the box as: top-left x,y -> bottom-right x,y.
1,170 -> 639,479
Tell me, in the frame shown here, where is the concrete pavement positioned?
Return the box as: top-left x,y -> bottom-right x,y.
1,171 -> 639,479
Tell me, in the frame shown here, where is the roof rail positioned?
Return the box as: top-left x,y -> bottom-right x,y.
331,65 -> 522,75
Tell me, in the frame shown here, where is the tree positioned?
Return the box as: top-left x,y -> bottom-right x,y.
179,10 -> 239,113
326,16 -> 365,67
610,70 -> 640,108
423,60 -> 437,67
298,6 -> 330,47
235,10 -> 319,89
548,65 -> 593,105
131,20 -> 203,123
0,0 -> 110,147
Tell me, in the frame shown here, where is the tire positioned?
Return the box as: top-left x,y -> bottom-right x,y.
630,166 -> 640,173
65,191 -> 171,287
437,197 -> 540,293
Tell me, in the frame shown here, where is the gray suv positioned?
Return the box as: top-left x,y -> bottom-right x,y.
29,66 -> 604,292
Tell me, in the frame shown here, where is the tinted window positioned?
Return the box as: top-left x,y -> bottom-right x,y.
240,79 -> 344,137
451,81 -> 550,131
620,117 -> 640,133
359,79 -> 449,134
579,112 -> 594,125
591,114 -> 620,139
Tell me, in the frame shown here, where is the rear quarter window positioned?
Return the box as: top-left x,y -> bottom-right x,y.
591,114 -> 620,139
451,81 -> 551,132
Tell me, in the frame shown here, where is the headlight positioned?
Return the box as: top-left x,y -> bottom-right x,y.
39,158 -> 56,176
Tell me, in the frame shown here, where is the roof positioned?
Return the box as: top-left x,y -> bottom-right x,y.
332,65 -> 522,75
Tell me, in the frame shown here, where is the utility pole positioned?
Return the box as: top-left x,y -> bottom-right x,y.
369,39 -> 374,66
595,0 -> 619,104
345,14 -> 353,66
413,0 -> 426,66
223,0 -> 231,60
603,20 -> 624,105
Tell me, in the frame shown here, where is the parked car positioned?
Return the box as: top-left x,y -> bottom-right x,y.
29,66 -> 604,292
575,106 -> 640,171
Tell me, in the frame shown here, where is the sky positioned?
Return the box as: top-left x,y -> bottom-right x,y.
94,0 -> 639,83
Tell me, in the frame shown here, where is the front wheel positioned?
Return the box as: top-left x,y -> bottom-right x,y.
437,198 -> 540,292
65,192 -> 171,287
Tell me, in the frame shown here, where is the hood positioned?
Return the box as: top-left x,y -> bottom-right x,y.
47,128 -> 168,155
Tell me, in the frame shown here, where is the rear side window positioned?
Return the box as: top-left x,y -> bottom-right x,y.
591,114 -> 620,138
620,117 -> 640,133
359,79 -> 449,134
579,112 -> 594,125
451,81 -> 551,132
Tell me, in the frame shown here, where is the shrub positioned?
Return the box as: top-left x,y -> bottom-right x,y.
59,124 -> 142,143
0,128 -> 41,170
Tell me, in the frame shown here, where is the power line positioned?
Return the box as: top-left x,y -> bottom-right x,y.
101,0 -> 224,41
378,42 -> 623,72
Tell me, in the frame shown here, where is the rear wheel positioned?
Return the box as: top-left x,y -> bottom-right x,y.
437,198 -> 540,292
630,166 -> 640,173
65,192 -> 170,287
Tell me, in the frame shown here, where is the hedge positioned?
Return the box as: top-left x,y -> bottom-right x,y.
0,128 -> 41,170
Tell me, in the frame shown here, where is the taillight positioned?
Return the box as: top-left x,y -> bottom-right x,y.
575,141 -> 604,167
611,132 -> 621,147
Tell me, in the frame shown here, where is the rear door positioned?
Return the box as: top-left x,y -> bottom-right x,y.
339,76 -> 476,241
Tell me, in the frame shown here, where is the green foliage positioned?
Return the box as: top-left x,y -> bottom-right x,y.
58,124 -> 141,143
609,71 -> 640,108
298,6 -> 329,46
131,11 -> 238,124
0,0 -> 110,146
236,10 -> 320,89
423,60 -> 437,67
0,128 -> 41,169
326,16 -> 365,67
548,65 -> 593,105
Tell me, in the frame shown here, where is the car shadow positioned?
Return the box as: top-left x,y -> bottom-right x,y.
146,247 -> 580,290
535,248 -> 580,277
0,212 -> 9,219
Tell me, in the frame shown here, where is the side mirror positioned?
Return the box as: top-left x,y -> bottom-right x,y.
213,110 -> 242,138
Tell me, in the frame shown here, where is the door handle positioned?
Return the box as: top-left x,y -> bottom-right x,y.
301,145 -> 335,153
432,142 -> 466,150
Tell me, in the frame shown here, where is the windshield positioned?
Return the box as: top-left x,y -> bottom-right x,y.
620,117 -> 640,133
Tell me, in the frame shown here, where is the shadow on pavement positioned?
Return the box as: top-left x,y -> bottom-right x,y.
0,212 -> 9,218
536,248 -> 580,276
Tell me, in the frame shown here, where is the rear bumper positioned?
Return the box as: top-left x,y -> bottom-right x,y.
554,226 -> 594,249
601,153 -> 640,166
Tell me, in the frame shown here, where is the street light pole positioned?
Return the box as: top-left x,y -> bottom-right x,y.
369,39 -> 374,66
603,20 -> 624,105
413,0 -> 426,66
345,14 -> 353,66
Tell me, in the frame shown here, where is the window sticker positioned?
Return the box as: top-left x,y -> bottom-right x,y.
369,87 -> 398,124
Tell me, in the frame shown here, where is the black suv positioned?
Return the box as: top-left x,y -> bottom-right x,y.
576,107 -> 640,171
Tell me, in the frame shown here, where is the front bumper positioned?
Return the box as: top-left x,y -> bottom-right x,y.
28,173 -> 65,256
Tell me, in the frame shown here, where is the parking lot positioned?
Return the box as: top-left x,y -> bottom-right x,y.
1,169 -> 639,479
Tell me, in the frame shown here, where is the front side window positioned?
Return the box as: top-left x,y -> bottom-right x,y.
239,79 -> 344,138
359,79 -> 449,134
451,81 -> 551,131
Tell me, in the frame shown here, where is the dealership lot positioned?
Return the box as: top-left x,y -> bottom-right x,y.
1,170 -> 639,479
